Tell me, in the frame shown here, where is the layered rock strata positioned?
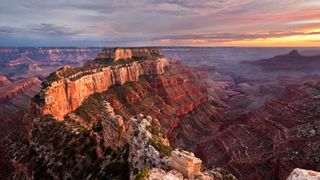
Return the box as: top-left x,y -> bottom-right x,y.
37,58 -> 169,120
0,78 -> 41,103
197,80 -> 320,179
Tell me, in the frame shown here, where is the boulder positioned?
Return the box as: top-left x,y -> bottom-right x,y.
287,168 -> 320,180
168,149 -> 202,179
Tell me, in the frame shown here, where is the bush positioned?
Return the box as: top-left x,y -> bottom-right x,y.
148,139 -> 172,156
134,168 -> 149,180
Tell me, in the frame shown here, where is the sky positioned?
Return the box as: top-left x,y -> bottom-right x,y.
1,0 -> 320,47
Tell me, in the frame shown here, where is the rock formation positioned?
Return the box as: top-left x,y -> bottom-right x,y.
97,47 -> 162,61
101,101 -> 127,150
167,150 -> 202,178
126,113 -> 235,180
7,48 -> 235,179
36,57 -> 169,120
287,168 -> 320,180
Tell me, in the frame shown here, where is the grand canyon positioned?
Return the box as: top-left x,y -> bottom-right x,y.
2,0 -> 320,179
0,47 -> 319,180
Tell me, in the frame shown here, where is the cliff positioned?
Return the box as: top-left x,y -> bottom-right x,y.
97,47 -> 162,61
7,48 -> 236,179
11,98 -> 235,179
36,58 -> 169,120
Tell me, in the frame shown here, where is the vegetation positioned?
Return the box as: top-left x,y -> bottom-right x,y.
105,162 -> 130,180
75,93 -> 104,122
33,93 -> 45,106
148,139 -> 172,156
92,123 -> 102,132
134,168 -> 149,180
45,72 -> 59,83
59,67 -> 82,77
92,58 -> 114,65
146,125 -> 161,137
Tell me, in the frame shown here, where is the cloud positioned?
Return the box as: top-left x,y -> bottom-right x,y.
148,0 -> 234,9
152,30 -> 320,43
0,27 -> 15,34
31,23 -> 83,36
0,0 -> 320,46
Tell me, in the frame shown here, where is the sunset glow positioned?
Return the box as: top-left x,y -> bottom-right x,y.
1,0 -> 320,46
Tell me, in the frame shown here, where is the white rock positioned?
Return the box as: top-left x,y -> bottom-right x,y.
287,168 -> 320,180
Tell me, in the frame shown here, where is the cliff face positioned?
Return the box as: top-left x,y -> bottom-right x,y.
38,58 -> 169,120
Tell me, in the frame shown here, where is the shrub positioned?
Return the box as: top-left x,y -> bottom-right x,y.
148,139 -> 172,156
134,168 -> 149,180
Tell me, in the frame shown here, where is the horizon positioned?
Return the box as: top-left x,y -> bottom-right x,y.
1,46 -> 320,48
1,0 -> 320,47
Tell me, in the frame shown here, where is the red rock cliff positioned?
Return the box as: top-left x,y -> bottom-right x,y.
38,58 -> 170,120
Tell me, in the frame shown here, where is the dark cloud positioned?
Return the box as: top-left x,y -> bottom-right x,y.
31,23 -> 83,36
0,27 -> 15,34
142,9 -> 196,16
148,0 -> 228,9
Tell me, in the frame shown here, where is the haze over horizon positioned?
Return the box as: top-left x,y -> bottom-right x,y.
1,0 -> 320,47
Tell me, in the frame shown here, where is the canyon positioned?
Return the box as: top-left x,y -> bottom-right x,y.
1,47 -> 320,179
0,47 -> 99,80
7,48 -> 235,179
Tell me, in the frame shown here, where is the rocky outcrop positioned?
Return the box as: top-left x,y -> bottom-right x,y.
287,168 -> 320,180
38,58 -> 169,120
97,47 -> 162,61
148,168 -> 184,180
127,114 -> 170,172
101,101 -> 127,150
10,96 -> 234,179
127,113 -> 236,180
168,150 -> 202,179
